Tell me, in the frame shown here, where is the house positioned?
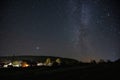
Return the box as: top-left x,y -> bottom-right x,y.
1,60 -> 12,68
37,62 -> 44,66
3,64 -> 8,68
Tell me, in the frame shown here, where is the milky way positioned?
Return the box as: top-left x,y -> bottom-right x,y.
66,0 -> 120,61
0,0 -> 120,62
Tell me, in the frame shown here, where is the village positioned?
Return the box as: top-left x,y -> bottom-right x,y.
0,58 -> 62,68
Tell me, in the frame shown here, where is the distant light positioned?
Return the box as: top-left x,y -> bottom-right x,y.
36,46 -> 40,50
107,13 -> 110,16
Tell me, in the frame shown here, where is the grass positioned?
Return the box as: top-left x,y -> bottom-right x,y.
0,62 -> 120,80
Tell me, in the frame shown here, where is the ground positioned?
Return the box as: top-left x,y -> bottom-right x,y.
0,62 -> 120,80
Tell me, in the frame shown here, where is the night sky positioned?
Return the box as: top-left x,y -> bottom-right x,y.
0,0 -> 120,62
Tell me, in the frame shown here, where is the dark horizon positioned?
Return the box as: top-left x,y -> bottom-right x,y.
0,0 -> 120,62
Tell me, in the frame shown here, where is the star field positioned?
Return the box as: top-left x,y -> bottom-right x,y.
0,0 -> 120,62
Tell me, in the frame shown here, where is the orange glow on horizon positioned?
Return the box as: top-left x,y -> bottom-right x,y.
21,62 -> 30,67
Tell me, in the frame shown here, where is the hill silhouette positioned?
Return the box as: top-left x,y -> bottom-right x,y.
0,55 -> 79,65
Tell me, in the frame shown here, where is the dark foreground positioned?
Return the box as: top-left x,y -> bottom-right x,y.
0,63 -> 120,80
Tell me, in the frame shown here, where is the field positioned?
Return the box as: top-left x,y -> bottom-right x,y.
0,62 -> 120,80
